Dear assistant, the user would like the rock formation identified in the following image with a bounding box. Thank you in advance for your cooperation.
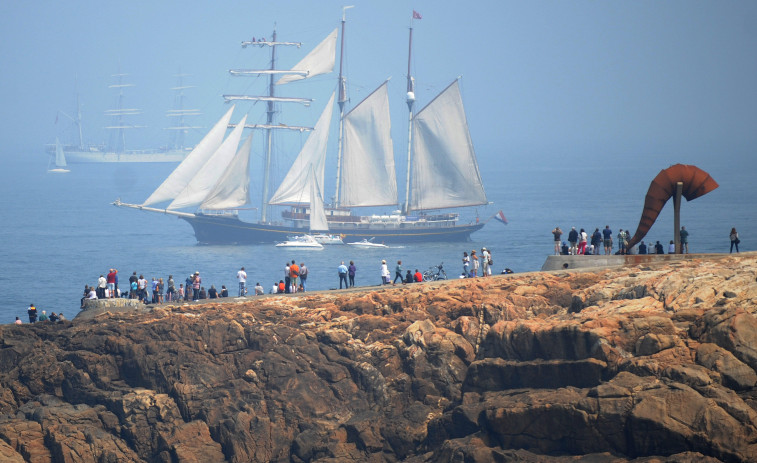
[1,253,756,462]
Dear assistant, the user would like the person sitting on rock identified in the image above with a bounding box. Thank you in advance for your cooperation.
[208,285,218,299]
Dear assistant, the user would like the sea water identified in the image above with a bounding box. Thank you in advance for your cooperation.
[0,155,754,323]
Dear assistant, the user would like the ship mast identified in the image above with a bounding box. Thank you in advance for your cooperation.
[225,29,312,223]
[334,5,353,207]
[403,23,416,215]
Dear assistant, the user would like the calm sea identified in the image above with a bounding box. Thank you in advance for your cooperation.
[1,154,754,323]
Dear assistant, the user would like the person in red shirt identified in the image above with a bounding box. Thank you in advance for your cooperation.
[414,269,423,282]
[106,269,118,298]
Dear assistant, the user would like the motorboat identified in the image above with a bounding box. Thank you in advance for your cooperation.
[312,233,344,245]
[346,238,388,248]
[275,235,324,249]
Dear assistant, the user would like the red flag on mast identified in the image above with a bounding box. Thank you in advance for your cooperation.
[412,10,422,20]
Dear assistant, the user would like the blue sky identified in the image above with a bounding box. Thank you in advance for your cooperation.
[2,0,757,168]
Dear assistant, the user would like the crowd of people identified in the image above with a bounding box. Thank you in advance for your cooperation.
[79,269,248,307]
[547,225,732,256]
[15,303,66,325]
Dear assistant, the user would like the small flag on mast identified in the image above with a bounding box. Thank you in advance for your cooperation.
[494,210,508,225]
[413,10,422,20]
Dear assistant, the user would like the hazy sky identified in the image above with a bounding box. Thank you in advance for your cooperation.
[2,0,757,168]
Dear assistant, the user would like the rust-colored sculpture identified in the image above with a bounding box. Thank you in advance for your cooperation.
[626,164,718,250]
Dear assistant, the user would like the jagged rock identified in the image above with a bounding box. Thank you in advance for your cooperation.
[1,253,757,461]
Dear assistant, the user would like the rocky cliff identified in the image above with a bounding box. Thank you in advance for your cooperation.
[1,253,757,462]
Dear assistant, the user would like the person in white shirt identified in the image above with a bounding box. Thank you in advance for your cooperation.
[255,283,264,295]
[237,267,247,296]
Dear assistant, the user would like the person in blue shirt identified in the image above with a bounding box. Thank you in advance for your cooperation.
[602,226,613,255]
[338,262,348,289]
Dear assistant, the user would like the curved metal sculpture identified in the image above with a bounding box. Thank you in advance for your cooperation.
[626,164,718,250]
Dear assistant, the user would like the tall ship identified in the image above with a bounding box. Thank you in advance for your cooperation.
[115,11,490,243]
[49,74,201,163]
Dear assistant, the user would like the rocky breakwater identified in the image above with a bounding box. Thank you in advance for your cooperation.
[1,254,757,462]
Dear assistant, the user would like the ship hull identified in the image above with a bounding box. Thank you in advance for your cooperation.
[181,214,484,244]
[63,149,189,163]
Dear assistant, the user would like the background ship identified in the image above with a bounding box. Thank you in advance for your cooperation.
[116,10,492,243]
[48,74,201,163]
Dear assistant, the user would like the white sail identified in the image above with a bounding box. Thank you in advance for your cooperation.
[143,106,234,206]
[55,138,67,168]
[340,81,397,207]
[268,93,335,205]
[168,115,247,210]
[409,80,487,211]
[200,132,253,210]
[276,29,338,85]
[309,168,329,232]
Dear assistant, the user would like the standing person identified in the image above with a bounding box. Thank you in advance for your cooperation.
[166,275,175,302]
[106,269,117,299]
[486,249,493,276]
[462,252,470,276]
[97,274,107,299]
[680,226,689,254]
[381,260,391,285]
[157,278,165,304]
[578,228,588,255]
[655,241,664,254]
[552,227,563,255]
[481,248,490,277]
[567,227,579,255]
[591,228,602,255]
[151,278,159,303]
[338,261,348,289]
[348,261,357,287]
[602,226,613,255]
[185,275,193,301]
[27,304,37,323]
[470,250,479,277]
[129,272,138,298]
[284,262,291,294]
[299,263,308,291]
[178,284,185,301]
[290,261,300,293]
[137,275,148,303]
[393,260,403,285]
[192,272,201,301]
[730,228,740,253]
[237,267,247,297]
[617,229,627,255]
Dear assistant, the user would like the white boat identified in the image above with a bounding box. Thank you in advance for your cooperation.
[50,74,201,163]
[346,238,388,248]
[312,234,344,245]
[47,138,70,173]
[275,234,324,249]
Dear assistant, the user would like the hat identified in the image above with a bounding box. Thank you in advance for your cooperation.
[482,247,487,251]
[382,260,386,264]
[195,271,199,274]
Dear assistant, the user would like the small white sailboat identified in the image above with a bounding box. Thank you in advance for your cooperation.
[275,234,324,249]
[346,237,388,248]
[47,138,70,173]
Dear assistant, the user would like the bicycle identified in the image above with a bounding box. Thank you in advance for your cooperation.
[422,262,447,281]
